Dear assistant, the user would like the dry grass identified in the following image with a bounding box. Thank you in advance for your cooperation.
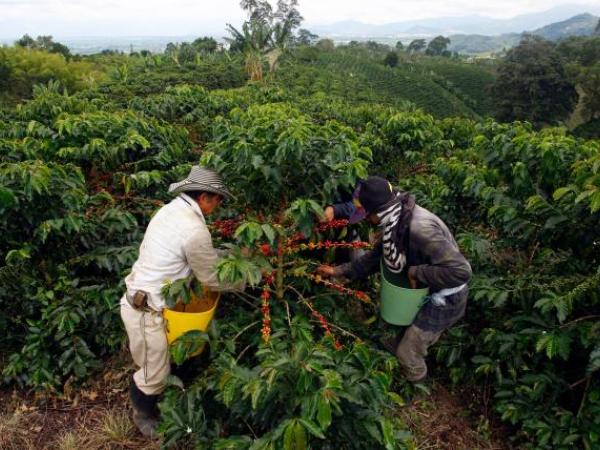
[399,382,511,450]
[55,430,89,450]
[0,354,160,450]
[0,402,161,450]
[0,410,38,450]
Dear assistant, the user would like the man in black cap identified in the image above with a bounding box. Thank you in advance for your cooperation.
[317,176,471,382]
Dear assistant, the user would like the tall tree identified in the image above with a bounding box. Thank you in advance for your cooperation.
[228,0,304,78]
[556,36,600,66]
[407,39,426,54]
[395,41,404,50]
[240,0,273,24]
[274,0,303,29]
[15,34,35,48]
[225,20,272,80]
[192,37,218,53]
[425,36,451,56]
[578,63,600,120]
[296,28,318,46]
[316,39,335,51]
[383,51,399,67]
[15,34,71,58]
[596,18,600,35]
[492,35,578,126]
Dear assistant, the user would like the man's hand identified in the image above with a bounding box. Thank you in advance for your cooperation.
[322,206,335,222]
[316,264,336,278]
[408,269,418,289]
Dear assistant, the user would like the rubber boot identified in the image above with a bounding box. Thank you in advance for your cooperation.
[129,381,160,438]
[378,327,407,354]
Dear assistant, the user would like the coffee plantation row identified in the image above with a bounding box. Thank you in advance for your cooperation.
[1,61,599,449]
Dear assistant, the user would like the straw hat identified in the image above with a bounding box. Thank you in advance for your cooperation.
[168,166,234,200]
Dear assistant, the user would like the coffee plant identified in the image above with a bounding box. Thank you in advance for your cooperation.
[1,43,599,449]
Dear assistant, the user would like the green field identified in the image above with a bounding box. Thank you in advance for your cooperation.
[275,48,497,119]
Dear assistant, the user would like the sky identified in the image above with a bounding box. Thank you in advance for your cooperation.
[0,0,599,37]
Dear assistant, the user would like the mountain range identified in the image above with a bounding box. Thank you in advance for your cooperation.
[309,4,600,38]
[1,4,598,55]
[449,12,599,55]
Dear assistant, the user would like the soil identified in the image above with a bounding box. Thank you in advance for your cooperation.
[399,382,512,450]
[0,353,511,450]
[0,355,159,450]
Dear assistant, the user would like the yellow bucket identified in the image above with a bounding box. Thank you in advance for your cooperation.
[163,289,220,356]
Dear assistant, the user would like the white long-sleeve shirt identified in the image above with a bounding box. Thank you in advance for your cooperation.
[122,193,242,310]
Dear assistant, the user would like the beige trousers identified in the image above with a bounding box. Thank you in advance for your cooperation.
[120,301,170,395]
[395,325,442,382]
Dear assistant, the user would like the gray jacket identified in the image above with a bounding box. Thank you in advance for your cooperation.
[335,205,472,331]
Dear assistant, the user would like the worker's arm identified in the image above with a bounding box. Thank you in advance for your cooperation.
[325,240,383,280]
[184,228,245,292]
[408,226,472,293]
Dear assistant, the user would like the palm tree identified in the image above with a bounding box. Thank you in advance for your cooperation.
[267,21,294,72]
[227,0,304,80]
[225,21,272,81]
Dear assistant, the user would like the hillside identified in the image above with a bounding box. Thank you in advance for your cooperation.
[532,12,599,40]
[448,12,599,55]
[276,48,497,118]
[448,33,521,55]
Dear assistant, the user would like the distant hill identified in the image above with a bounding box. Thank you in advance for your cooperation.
[310,4,600,38]
[447,13,599,55]
[448,34,521,55]
[532,13,599,40]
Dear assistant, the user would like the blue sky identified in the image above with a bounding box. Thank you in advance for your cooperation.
[0,0,599,37]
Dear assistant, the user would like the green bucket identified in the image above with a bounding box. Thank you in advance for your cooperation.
[380,264,429,326]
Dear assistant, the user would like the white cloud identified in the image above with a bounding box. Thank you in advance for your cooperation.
[0,0,598,36]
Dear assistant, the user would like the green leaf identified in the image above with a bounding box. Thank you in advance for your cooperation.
[169,330,209,365]
[0,186,16,208]
[379,417,395,450]
[234,221,264,245]
[291,422,308,450]
[316,397,332,430]
[261,223,276,244]
[298,418,325,439]
[535,332,571,360]
[588,346,600,374]
[552,186,574,201]
[283,421,296,450]
[165,374,185,390]
[387,391,405,407]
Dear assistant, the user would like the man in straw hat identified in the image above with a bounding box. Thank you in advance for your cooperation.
[318,176,471,383]
[120,166,245,437]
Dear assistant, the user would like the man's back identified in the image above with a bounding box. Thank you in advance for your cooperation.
[124,195,205,309]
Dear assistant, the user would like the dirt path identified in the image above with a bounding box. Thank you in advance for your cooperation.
[0,354,509,450]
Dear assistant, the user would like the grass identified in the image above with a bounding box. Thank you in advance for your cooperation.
[0,354,161,450]
[0,410,38,450]
[398,382,510,450]
[0,396,160,450]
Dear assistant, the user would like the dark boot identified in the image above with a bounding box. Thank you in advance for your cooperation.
[129,381,160,438]
[378,327,407,354]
